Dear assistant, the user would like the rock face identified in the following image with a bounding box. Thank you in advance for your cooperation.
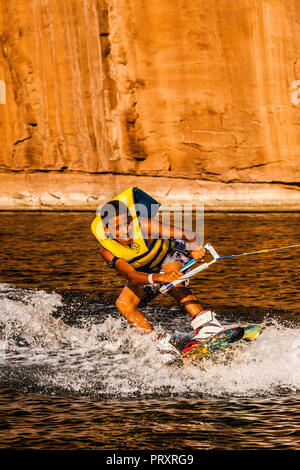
[0,0,300,209]
[0,0,110,173]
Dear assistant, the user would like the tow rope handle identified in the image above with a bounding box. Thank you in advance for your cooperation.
[159,243,219,294]
[159,241,300,294]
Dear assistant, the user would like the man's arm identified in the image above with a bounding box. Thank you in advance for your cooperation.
[139,217,206,261]
[139,217,198,244]
[99,246,182,285]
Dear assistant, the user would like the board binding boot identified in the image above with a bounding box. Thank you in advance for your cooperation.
[165,324,265,367]
[181,310,223,354]
[153,331,179,354]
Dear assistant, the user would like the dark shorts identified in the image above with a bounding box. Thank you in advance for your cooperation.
[161,239,193,268]
[138,239,193,307]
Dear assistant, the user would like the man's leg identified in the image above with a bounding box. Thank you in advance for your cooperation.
[163,261,223,347]
[116,282,154,333]
[163,261,203,317]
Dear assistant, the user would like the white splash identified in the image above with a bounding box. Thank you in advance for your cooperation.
[0,283,299,398]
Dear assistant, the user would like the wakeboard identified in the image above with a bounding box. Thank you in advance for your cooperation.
[166,324,265,366]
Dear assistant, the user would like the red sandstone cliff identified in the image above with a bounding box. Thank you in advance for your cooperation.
[0,0,299,209]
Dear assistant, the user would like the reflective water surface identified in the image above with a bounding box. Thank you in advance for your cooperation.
[0,212,299,449]
[1,391,299,450]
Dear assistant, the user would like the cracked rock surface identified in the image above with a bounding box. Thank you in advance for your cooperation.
[0,0,300,209]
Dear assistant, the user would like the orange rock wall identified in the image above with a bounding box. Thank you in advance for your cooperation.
[0,0,110,172]
[0,0,300,198]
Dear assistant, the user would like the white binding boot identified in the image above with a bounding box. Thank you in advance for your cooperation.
[191,310,223,341]
[181,310,223,354]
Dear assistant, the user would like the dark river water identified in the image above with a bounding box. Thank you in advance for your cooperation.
[0,211,299,450]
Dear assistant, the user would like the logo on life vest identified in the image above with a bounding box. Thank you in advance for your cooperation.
[131,242,140,254]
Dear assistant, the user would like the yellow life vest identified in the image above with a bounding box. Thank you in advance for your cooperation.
[91,186,175,272]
